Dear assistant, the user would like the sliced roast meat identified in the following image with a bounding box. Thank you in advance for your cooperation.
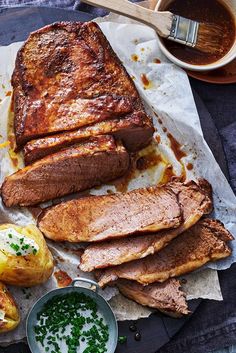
[1,136,129,207]
[80,179,212,271]
[38,184,182,242]
[97,218,233,287]
[116,279,189,317]
[12,21,153,147]
[23,113,153,164]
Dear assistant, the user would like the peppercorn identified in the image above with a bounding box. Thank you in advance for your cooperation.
[129,323,137,332]
[134,332,141,341]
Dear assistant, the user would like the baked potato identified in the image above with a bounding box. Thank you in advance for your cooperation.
[0,281,20,333]
[0,224,54,286]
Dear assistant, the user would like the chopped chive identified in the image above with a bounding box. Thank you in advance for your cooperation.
[34,292,109,353]
[118,335,127,344]
[10,243,20,252]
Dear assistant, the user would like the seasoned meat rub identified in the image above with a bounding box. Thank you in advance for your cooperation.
[12,21,153,147]
[97,218,233,287]
[80,179,212,271]
[38,184,182,242]
[117,279,189,317]
[1,136,129,207]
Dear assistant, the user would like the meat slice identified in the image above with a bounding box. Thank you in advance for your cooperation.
[12,21,153,147]
[1,136,129,207]
[80,179,212,271]
[97,218,233,287]
[116,279,189,317]
[38,184,182,242]
[23,114,153,164]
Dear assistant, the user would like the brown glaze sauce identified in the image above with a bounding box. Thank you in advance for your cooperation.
[110,147,163,192]
[5,91,12,97]
[10,97,14,112]
[7,109,20,168]
[160,164,187,185]
[167,133,186,161]
[153,58,161,64]
[106,189,114,194]
[140,74,153,89]
[141,73,149,86]
[131,54,139,62]
[155,135,161,144]
[10,156,18,167]
[136,152,162,171]
[160,165,175,184]
[163,0,236,65]
[8,134,15,150]
[110,164,136,193]
[54,270,72,288]
[186,162,193,170]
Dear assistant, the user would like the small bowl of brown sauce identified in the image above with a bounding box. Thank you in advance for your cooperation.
[155,0,236,71]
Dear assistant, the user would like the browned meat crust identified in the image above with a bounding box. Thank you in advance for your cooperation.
[96,218,233,287]
[23,114,153,164]
[1,136,129,207]
[116,279,189,317]
[38,184,182,242]
[79,179,213,271]
[12,21,153,147]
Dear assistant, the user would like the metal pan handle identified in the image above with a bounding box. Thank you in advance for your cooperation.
[71,277,99,293]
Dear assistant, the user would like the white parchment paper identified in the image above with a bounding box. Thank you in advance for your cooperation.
[0,18,235,344]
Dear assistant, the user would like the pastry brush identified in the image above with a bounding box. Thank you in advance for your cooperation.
[81,0,223,54]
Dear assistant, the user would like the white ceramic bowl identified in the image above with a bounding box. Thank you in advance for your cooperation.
[155,0,236,71]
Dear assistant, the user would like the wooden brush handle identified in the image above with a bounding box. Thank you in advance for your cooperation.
[81,0,173,37]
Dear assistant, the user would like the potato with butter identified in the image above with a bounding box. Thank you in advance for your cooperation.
[0,224,54,286]
[0,281,20,333]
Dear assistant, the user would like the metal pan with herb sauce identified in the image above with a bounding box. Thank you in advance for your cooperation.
[26,278,118,353]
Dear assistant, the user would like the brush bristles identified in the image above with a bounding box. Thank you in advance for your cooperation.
[195,23,224,54]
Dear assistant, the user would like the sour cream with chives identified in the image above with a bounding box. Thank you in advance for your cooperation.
[0,228,39,256]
